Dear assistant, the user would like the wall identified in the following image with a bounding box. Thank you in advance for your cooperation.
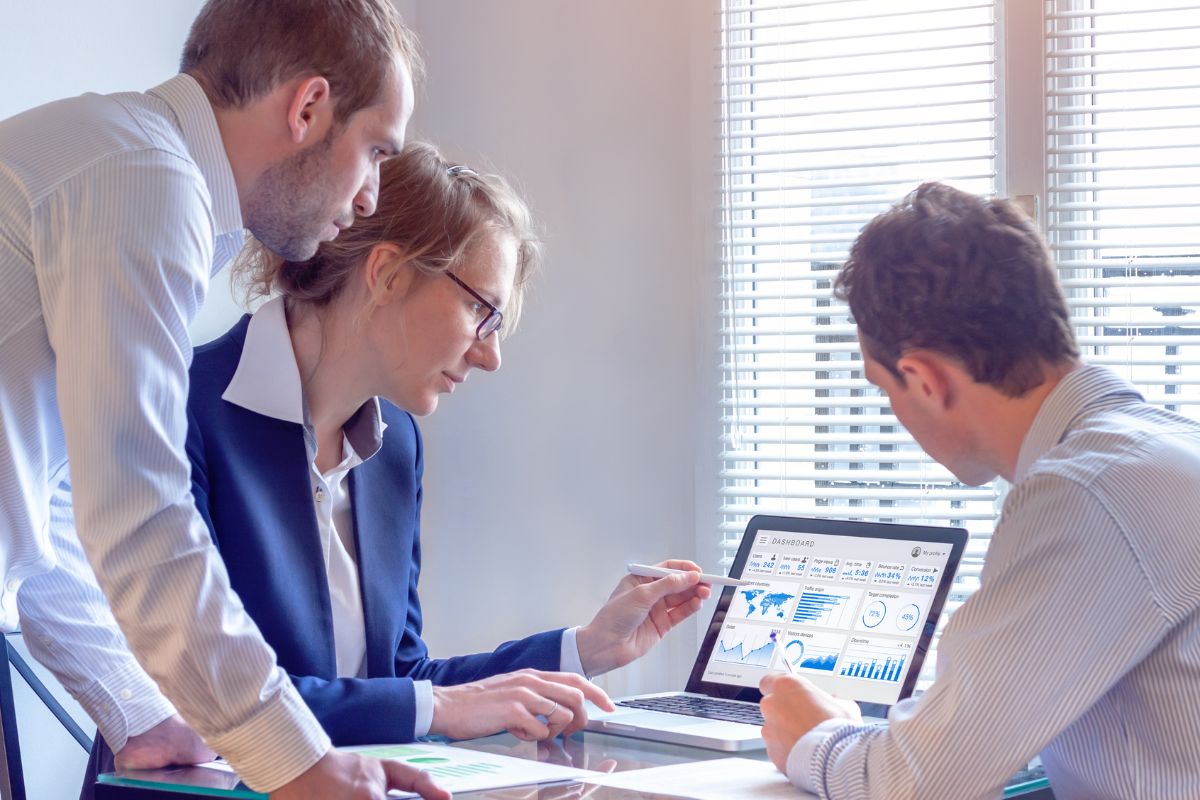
[401,0,722,697]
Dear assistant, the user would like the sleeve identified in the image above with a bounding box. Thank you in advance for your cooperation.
[389,419,565,684]
[17,475,176,753]
[34,150,328,792]
[797,474,1170,800]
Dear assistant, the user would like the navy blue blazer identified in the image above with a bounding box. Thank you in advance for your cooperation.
[185,315,564,744]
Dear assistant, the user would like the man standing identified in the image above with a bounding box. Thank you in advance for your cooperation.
[760,183,1200,799]
[0,1,446,797]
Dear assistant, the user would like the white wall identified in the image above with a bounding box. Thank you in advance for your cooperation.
[1,4,207,797]
[401,0,723,697]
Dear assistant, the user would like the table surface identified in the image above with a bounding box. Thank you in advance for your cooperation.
[96,730,1052,799]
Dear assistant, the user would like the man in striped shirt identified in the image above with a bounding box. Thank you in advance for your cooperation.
[0,1,448,797]
[760,182,1200,799]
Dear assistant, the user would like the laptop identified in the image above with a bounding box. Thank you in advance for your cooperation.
[584,515,967,751]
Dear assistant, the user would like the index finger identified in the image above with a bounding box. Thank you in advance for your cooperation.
[654,559,703,574]
[381,759,451,800]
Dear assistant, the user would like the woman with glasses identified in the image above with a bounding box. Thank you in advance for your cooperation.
[83,143,709,784]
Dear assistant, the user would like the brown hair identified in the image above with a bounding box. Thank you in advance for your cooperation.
[180,0,423,124]
[834,182,1078,397]
[237,141,541,330]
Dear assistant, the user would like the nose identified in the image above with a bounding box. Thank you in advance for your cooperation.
[354,167,380,217]
[468,334,502,373]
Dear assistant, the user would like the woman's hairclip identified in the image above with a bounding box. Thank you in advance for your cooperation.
[447,165,478,178]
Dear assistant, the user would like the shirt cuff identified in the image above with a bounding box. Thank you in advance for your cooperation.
[559,627,586,676]
[413,680,434,738]
[205,678,331,793]
[786,719,846,793]
[75,658,177,753]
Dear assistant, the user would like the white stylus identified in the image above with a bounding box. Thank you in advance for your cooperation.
[627,563,751,587]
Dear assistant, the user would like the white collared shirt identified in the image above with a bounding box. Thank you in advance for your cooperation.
[223,296,377,681]
[0,74,327,790]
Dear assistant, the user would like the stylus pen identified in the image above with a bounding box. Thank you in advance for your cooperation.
[626,563,751,587]
[769,631,797,674]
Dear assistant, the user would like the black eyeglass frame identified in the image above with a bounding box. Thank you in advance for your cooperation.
[445,272,503,340]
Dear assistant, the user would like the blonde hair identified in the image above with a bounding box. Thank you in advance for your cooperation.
[181,0,424,125]
[236,142,540,331]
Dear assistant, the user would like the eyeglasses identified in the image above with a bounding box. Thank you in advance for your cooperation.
[445,272,503,340]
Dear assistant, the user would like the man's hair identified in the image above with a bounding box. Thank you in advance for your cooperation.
[180,0,423,124]
[834,182,1078,397]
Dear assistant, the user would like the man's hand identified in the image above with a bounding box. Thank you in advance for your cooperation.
[431,669,613,741]
[759,673,861,772]
[114,714,216,770]
[269,750,450,800]
[576,559,712,676]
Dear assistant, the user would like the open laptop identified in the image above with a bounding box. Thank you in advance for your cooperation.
[584,514,967,751]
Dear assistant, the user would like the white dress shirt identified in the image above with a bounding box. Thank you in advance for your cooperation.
[0,75,328,790]
[786,366,1200,800]
[223,297,589,738]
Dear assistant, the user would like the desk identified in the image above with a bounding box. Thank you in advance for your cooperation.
[95,732,1053,799]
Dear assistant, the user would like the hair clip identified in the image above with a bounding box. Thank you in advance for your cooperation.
[447,165,478,177]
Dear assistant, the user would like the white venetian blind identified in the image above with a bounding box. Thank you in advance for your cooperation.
[1046,0,1200,410]
[717,0,1000,670]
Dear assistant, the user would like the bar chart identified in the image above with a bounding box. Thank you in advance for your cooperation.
[838,638,912,683]
[791,585,861,628]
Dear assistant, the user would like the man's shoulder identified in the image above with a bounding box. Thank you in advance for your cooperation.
[1028,401,1200,489]
[1,88,195,205]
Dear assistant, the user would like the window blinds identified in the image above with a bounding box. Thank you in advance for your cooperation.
[717,0,1000,657]
[1045,1,1200,412]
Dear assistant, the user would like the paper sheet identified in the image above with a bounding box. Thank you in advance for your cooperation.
[581,757,815,800]
[343,743,591,798]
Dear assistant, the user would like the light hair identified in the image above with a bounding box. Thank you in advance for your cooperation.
[834,182,1078,397]
[180,0,424,124]
[236,141,541,332]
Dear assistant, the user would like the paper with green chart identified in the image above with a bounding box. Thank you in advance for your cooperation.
[343,742,591,798]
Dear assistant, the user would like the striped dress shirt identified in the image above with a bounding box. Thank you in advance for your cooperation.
[0,75,329,791]
[786,364,1200,799]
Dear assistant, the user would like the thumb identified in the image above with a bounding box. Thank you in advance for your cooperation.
[380,759,451,800]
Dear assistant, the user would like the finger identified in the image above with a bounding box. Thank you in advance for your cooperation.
[508,697,553,741]
[663,595,705,627]
[654,559,702,573]
[760,672,780,694]
[636,571,701,608]
[533,671,614,711]
[380,759,451,800]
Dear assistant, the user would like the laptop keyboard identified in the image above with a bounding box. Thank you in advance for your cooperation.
[617,695,764,726]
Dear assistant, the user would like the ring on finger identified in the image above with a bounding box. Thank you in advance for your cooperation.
[543,701,559,719]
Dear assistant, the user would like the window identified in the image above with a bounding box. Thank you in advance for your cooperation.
[717,0,1200,685]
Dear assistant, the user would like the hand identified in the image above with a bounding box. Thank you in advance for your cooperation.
[430,669,614,741]
[114,714,216,770]
[268,749,449,800]
[576,559,712,676]
[759,673,861,773]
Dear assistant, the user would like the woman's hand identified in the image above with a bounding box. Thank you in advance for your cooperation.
[575,560,712,676]
[430,669,613,741]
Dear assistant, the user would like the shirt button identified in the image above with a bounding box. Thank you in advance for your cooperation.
[119,688,132,701]
[5,579,18,593]
[315,487,327,503]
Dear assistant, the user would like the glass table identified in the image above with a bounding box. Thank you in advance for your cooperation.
[95,731,1053,799]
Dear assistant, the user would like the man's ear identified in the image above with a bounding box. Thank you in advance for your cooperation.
[284,76,333,145]
[364,243,414,305]
[896,351,956,411]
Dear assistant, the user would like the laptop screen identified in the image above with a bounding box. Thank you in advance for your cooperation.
[686,516,966,713]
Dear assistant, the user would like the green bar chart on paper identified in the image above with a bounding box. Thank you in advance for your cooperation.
[355,745,504,779]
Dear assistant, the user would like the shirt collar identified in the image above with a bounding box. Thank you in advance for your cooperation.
[222,297,385,461]
[147,74,242,238]
[1013,364,1144,483]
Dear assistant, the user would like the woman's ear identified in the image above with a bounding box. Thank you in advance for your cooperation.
[364,242,414,305]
